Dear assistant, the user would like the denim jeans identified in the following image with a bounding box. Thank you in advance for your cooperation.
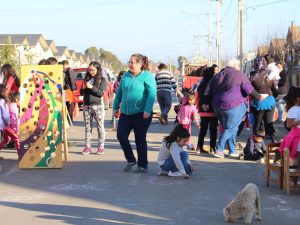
[157,90,172,120]
[117,112,153,169]
[214,103,247,154]
[161,151,192,175]
[276,99,284,121]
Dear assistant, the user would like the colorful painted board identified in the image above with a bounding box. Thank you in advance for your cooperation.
[19,65,63,169]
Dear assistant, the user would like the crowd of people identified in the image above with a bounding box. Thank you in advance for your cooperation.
[1,53,299,178]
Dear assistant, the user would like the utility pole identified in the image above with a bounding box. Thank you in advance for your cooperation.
[216,0,222,68]
[209,13,212,66]
[238,0,244,71]
[167,56,172,72]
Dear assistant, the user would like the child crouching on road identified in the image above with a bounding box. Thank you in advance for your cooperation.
[240,128,266,162]
[157,124,194,178]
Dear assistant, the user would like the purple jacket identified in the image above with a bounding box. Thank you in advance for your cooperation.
[113,80,120,94]
[0,99,10,131]
[203,67,254,110]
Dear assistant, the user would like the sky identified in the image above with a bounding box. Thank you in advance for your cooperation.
[1,0,300,66]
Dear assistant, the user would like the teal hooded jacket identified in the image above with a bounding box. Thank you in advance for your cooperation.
[113,70,157,115]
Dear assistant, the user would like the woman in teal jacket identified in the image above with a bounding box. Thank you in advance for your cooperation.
[113,53,156,173]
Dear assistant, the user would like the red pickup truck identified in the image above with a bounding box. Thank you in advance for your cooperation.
[73,67,114,110]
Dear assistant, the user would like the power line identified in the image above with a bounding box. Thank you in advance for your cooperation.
[220,0,233,22]
[247,0,287,9]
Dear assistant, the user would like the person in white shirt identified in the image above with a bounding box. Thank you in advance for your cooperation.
[264,54,280,82]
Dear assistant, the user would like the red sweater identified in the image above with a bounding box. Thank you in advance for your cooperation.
[4,76,19,94]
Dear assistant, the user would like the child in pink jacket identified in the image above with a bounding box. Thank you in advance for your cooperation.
[0,91,20,159]
[176,89,200,150]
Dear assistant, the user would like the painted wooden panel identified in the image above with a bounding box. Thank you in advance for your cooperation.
[19,65,63,169]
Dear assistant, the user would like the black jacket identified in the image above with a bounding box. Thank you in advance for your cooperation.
[197,79,214,113]
[64,67,77,91]
[80,77,107,106]
[278,69,287,95]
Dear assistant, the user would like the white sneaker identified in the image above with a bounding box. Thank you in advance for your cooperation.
[229,153,240,157]
[168,171,183,177]
[245,128,251,131]
[157,169,168,176]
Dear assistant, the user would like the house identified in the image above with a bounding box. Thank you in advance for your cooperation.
[257,46,270,57]
[269,38,286,61]
[82,55,91,67]
[286,25,300,49]
[0,35,29,64]
[75,53,85,68]
[45,40,58,60]
[0,34,49,65]
[53,46,71,63]
[68,50,78,68]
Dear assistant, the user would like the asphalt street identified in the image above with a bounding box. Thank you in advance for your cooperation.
[0,74,299,225]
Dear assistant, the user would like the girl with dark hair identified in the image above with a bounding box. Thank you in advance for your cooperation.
[0,90,20,159]
[157,124,194,178]
[196,66,218,155]
[80,61,107,155]
[279,87,300,169]
[0,85,11,161]
[111,70,125,123]
[1,64,20,94]
[113,53,156,173]
[113,70,125,94]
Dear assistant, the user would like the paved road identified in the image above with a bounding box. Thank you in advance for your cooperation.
[0,74,299,225]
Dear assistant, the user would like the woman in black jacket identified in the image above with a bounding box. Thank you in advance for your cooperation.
[251,58,278,143]
[274,61,287,123]
[80,61,107,155]
[196,67,218,155]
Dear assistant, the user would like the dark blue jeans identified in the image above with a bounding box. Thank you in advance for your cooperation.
[157,90,172,120]
[117,112,153,169]
[161,151,192,175]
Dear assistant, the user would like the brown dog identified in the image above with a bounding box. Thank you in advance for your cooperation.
[223,183,261,224]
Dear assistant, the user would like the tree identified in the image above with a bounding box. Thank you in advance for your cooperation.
[0,39,20,75]
[84,46,99,58]
[167,64,176,73]
[177,56,189,71]
[99,47,122,73]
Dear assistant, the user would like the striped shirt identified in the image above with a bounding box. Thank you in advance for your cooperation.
[155,69,177,92]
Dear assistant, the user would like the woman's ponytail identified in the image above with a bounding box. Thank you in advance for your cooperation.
[141,56,149,71]
[131,53,150,71]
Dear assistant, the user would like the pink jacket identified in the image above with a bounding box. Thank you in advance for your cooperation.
[279,127,300,159]
[4,102,19,133]
[177,98,199,126]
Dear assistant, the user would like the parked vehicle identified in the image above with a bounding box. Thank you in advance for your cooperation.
[182,63,206,89]
[108,72,116,83]
[73,67,114,110]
